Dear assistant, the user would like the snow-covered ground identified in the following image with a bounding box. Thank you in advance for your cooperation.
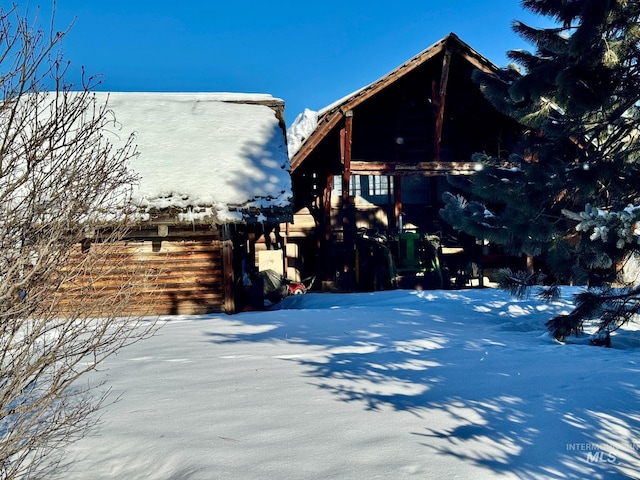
[59,288,640,479]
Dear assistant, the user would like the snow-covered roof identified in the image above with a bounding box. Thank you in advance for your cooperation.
[97,92,292,224]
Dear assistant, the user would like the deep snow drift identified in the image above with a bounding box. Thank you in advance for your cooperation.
[58,288,640,479]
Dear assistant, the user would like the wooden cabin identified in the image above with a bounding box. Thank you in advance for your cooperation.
[286,33,522,289]
[70,92,292,315]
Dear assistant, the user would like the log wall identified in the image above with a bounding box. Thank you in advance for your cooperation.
[58,237,226,317]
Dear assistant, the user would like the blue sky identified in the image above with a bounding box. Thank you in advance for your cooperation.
[37,1,551,125]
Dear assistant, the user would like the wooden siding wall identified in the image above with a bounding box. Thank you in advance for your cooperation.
[59,237,225,317]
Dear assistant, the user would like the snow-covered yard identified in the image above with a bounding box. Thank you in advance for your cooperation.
[59,288,640,479]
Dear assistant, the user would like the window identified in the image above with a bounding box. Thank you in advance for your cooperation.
[332,174,362,197]
[368,175,393,196]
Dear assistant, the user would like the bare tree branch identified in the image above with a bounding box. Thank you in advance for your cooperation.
[0,5,158,479]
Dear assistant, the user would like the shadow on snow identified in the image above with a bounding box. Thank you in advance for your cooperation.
[205,289,640,479]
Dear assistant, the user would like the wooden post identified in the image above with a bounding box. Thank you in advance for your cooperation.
[311,173,334,285]
[341,111,355,272]
[324,173,333,243]
[282,222,289,278]
[341,112,353,211]
[222,223,235,314]
[433,46,453,162]
[386,175,394,230]
[394,176,402,231]
[526,254,535,274]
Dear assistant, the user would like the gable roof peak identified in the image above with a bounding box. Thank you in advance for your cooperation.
[290,33,500,169]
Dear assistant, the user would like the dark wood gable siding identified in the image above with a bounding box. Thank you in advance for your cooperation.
[348,49,520,169]
[350,54,441,164]
[439,54,520,163]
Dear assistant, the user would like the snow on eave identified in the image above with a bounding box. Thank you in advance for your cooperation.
[286,108,319,158]
[91,92,292,225]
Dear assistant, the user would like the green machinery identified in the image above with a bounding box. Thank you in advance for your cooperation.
[353,228,446,291]
[389,231,445,289]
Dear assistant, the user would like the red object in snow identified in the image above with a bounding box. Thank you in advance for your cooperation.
[287,282,306,295]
